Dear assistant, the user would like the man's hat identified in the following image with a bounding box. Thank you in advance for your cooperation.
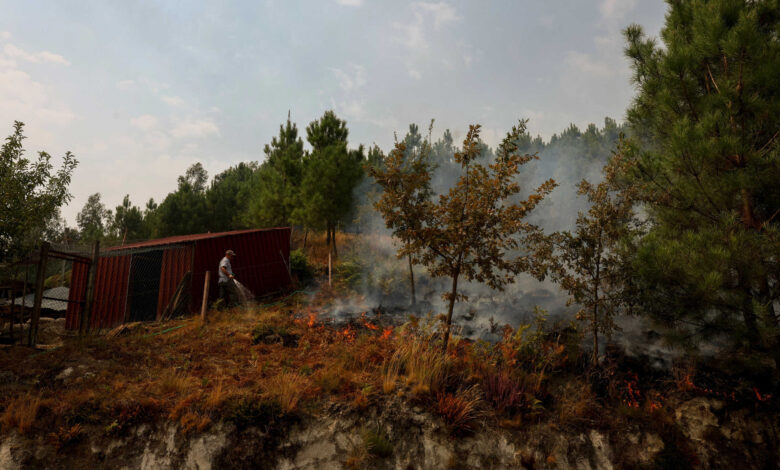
[226,250,236,256]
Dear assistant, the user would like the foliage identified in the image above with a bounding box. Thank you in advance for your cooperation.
[611,1,780,359]
[247,115,304,227]
[109,195,147,242]
[546,178,639,365]
[299,110,365,255]
[289,248,314,281]
[76,193,112,242]
[0,121,77,261]
[360,426,393,458]
[371,121,556,350]
[206,162,256,231]
[435,386,483,434]
[225,397,283,431]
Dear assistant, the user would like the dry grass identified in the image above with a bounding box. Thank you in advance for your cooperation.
[264,372,309,413]
[2,395,42,434]
[436,386,483,434]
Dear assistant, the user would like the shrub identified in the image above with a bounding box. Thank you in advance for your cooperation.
[335,258,363,289]
[481,370,527,414]
[361,426,393,458]
[252,323,299,347]
[290,249,314,281]
[225,397,282,430]
[436,386,483,434]
[387,336,451,395]
[264,372,308,413]
[2,395,42,434]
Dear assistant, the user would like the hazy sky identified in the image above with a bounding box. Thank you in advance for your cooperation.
[0,0,667,223]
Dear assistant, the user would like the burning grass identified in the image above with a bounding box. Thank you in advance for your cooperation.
[0,249,775,446]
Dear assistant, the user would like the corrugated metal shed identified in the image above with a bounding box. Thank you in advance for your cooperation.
[66,228,291,330]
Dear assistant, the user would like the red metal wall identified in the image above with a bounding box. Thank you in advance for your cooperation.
[66,254,131,330]
[156,245,193,319]
[191,228,292,312]
[65,261,88,330]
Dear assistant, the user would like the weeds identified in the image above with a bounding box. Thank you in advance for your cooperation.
[436,386,483,434]
[361,426,393,458]
[264,372,308,413]
[2,395,42,434]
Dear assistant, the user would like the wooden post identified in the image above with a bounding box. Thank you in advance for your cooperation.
[201,271,211,322]
[28,242,49,347]
[80,240,100,337]
[328,252,332,288]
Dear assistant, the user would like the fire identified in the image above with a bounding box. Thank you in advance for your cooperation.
[623,374,641,409]
[380,327,393,340]
[307,313,317,328]
[340,326,356,342]
[753,387,772,402]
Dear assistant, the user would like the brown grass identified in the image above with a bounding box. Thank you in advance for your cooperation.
[264,372,309,413]
[2,395,42,434]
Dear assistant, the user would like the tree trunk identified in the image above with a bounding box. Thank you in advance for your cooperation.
[302,229,308,250]
[325,225,331,249]
[407,252,416,307]
[442,264,461,352]
[592,234,602,367]
[332,224,338,259]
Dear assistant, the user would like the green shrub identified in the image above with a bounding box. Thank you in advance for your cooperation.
[361,426,393,458]
[335,258,363,289]
[290,249,313,281]
[225,397,282,430]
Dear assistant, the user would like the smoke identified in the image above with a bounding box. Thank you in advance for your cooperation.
[341,119,675,361]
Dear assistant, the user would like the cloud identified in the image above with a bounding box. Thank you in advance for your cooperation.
[0,56,75,126]
[116,79,136,90]
[408,69,421,80]
[600,0,638,21]
[393,1,459,50]
[3,44,70,66]
[0,32,11,40]
[336,0,363,6]
[161,95,185,107]
[130,114,159,131]
[415,2,459,30]
[329,64,366,91]
[170,117,220,139]
[563,51,611,78]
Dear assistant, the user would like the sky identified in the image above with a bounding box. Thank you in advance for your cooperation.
[0,0,667,224]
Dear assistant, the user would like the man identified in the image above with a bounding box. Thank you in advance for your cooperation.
[218,249,238,307]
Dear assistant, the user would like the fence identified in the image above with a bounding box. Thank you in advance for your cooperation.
[0,241,95,347]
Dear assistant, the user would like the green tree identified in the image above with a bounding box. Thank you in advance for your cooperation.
[0,121,77,261]
[247,114,305,227]
[300,110,364,256]
[613,1,780,358]
[110,195,147,242]
[548,179,638,366]
[77,193,112,242]
[153,163,209,237]
[207,162,257,231]
[373,122,556,350]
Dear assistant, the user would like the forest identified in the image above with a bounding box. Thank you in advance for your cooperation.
[0,1,778,468]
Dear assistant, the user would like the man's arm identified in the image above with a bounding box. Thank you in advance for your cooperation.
[220,264,234,280]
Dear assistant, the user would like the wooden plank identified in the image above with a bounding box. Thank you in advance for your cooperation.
[200,270,211,322]
[80,240,100,336]
[28,241,49,347]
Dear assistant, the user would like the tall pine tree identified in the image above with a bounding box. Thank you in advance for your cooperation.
[612,0,780,359]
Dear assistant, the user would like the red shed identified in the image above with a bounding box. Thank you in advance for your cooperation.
[65,228,291,330]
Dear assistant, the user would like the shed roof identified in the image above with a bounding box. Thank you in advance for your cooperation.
[1,286,70,311]
[108,228,289,251]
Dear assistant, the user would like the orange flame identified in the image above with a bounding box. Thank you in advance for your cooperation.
[380,327,393,340]
[754,387,772,402]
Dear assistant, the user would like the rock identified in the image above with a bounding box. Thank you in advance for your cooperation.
[0,433,22,470]
[675,397,720,443]
[185,425,229,470]
[55,367,74,381]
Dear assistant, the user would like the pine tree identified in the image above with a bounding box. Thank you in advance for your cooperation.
[300,110,364,256]
[612,0,780,358]
[248,115,304,227]
[76,193,112,242]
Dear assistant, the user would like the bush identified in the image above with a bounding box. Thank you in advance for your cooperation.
[290,249,314,281]
[436,386,483,434]
[225,397,282,430]
[252,323,299,347]
[335,258,363,289]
